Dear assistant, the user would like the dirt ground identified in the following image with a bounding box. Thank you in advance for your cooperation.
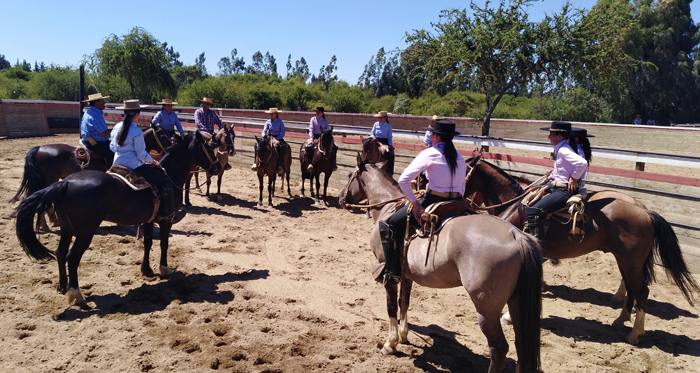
[0,134,698,373]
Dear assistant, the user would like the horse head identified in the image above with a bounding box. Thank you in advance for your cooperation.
[150,123,173,153]
[224,125,236,156]
[319,127,334,156]
[463,155,524,207]
[192,131,222,175]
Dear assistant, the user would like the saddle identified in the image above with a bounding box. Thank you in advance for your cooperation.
[107,165,161,223]
[521,185,588,235]
[75,141,104,169]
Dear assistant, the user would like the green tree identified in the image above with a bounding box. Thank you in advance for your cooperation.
[311,55,338,89]
[33,66,80,101]
[406,0,576,135]
[0,54,10,70]
[287,55,310,82]
[88,27,176,102]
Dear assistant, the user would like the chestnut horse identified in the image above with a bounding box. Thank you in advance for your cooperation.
[338,155,543,373]
[254,135,291,206]
[185,126,236,205]
[463,155,699,344]
[14,132,221,307]
[360,135,395,177]
[300,128,337,205]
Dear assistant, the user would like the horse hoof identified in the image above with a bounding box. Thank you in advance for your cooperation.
[257,201,262,207]
[67,288,86,307]
[380,345,397,355]
[159,265,173,277]
[612,319,627,329]
[56,284,67,294]
[141,268,156,278]
[626,332,642,345]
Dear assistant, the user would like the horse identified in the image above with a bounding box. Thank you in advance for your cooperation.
[463,155,699,345]
[300,128,337,205]
[254,135,291,206]
[10,124,172,229]
[337,155,543,373]
[14,131,221,307]
[360,135,395,177]
[184,125,236,205]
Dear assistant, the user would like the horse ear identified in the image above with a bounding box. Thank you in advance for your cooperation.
[356,152,363,166]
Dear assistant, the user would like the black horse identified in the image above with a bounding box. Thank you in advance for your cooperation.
[14,131,221,307]
[300,128,337,205]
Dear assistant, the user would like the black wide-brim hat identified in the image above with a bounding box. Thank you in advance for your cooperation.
[540,121,571,132]
[571,127,595,137]
[422,119,461,136]
[316,106,325,112]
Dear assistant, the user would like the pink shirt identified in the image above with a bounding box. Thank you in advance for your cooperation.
[550,140,587,183]
[398,142,466,203]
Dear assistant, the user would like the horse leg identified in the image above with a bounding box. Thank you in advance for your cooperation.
[141,222,155,277]
[614,263,649,345]
[216,173,223,201]
[268,175,274,206]
[55,230,73,294]
[205,174,212,198]
[381,280,400,355]
[610,278,627,306]
[322,172,332,205]
[300,172,306,198]
[46,206,59,227]
[309,175,315,198]
[158,222,173,277]
[66,235,93,307]
[314,174,321,205]
[185,172,193,206]
[286,169,291,197]
[398,279,413,344]
[257,173,264,207]
[476,310,509,373]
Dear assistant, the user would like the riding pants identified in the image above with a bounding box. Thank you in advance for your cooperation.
[86,140,114,167]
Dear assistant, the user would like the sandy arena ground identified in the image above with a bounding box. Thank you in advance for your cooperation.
[0,134,698,372]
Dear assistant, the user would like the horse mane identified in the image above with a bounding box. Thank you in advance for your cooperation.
[481,160,524,194]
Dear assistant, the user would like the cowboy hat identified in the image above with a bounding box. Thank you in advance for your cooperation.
[199,97,216,105]
[432,115,443,120]
[82,93,110,102]
[571,127,595,137]
[265,107,280,114]
[423,119,461,136]
[115,99,148,111]
[315,107,325,112]
[373,111,389,118]
[540,121,571,132]
[157,99,178,105]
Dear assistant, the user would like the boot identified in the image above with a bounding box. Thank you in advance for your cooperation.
[525,208,558,264]
[276,145,285,175]
[306,144,315,172]
[379,221,401,282]
[160,183,175,221]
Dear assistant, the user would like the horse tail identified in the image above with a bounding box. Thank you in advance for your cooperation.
[648,210,700,306]
[14,182,68,261]
[514,231,543,372]
[9,146,43,203]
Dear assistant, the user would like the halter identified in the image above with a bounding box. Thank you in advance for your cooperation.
[152,126,173,155]
[464,156,482,188]
[199,140,219,174]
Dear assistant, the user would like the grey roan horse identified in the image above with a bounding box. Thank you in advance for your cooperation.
[338,156,544,373]
[14,132,221,307]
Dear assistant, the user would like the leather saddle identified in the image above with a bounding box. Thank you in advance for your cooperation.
[521,185,588,235]
[107,165,161,223]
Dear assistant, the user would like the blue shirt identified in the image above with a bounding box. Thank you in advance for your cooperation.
[423,129,433,147]
[262,118,285,140]
[110,121,154,170]
[80,106,109,142]
[370,121,393,146]
[152,109,183,134]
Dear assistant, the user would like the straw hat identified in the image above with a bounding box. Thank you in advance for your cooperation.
[432,115,443,120]
[373,111,389,118]
[265,107,280,114]
[82,93,110,103]
[540,121,571,132]
[115,99,148,111]
[157,99,178,105]
[199,97,216,105]
[422,119,460,136]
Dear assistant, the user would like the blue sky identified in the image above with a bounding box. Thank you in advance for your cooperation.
[2,0,699,84]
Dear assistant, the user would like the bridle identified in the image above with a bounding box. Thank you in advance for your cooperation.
[152,126,173,155]
[339,166,412,210]
[225,126,236,154]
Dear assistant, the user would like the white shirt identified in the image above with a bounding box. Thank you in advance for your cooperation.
[550,140,587,184]
[398,142,466,203]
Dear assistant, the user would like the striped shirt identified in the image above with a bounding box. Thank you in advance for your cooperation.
[195,108,223,133]
[152,109,184,134]
[80,106,109,142]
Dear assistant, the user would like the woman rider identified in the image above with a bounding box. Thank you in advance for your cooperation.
[151,98,184,140]
[570,127,593,188]
[110,99,175,221]
[305,107,331,172]
[370,111,395,176]
[380,119,466,282]
[525,122,587,261]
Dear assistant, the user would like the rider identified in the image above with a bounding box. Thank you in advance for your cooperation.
[80,93,114,166]
[151,99,184,141]
[195,97,224,140]
[380,119,466,282]
[305,107,333,173]
[370,111,395,175]
[252,107,286,175]
[110,99,175,222]
[525,121,587,261]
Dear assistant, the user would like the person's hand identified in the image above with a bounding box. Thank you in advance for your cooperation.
[412,200,424,220]
[545,169,553,178]
[568,177,579,194]
[152,160,161,168]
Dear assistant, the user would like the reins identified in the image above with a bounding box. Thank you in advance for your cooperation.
[165,141,219,195]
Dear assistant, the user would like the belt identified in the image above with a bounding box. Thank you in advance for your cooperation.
[551,181,568,188]
[427,189,462,199]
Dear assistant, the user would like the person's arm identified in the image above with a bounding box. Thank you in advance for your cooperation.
[262,120,270,136]
[399,151,433,218]
[387,125,393,146]
[278,120,285,140]
[560,147,587,192]
[195,110,204,130]
[174,115,184,134]
[133,130,155,164]
[369,123,378,138]
[151,111,161,125]
[109,123,119,152]
[309,118,315,141]
[216,113,224,130]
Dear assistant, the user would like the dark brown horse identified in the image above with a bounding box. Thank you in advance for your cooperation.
[338,155,543,373]
[300,128,337,205]
[10,124,172,228]
[360,135,395,177]
[254,135,291,206]
[463,155,699,344]
[185,126,236,205]
[14,131,221,307]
